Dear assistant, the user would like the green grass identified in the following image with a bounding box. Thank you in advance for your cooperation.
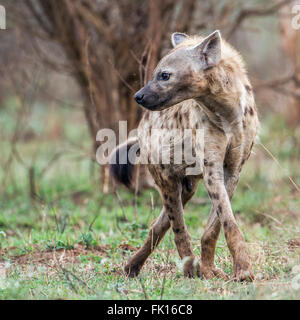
[0,102,299,300]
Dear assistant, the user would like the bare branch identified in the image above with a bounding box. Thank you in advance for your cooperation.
[226,0,294,39]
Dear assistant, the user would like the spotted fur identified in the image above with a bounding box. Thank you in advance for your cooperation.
[113,31,259,281]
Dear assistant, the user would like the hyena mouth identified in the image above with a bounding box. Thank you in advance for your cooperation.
[139,95,172,111]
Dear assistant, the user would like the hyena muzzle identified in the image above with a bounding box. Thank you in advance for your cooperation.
[110,30,259,281]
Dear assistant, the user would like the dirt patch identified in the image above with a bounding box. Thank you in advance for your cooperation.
[111,260,177,278]
[152,262,177,275]
[0,242,141,269]
[0,243,109,268]
[118,242,139,252]
[287,238,300,250]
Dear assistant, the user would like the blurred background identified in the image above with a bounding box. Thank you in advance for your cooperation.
[0,0,299,194]
[0,0,299,300]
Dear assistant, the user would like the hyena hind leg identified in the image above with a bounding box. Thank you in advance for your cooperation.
[124,208,170,277]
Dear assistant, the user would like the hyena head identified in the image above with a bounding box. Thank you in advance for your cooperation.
[134,30,222,111]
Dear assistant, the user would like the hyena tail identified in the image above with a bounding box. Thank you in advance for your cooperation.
[109,137,154,191]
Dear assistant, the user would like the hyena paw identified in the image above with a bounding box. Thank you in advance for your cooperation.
[183,258,201,278]
[234,262,254,282]
[200,265,228,280]
[212,267,228,279]
[124,263,141,278]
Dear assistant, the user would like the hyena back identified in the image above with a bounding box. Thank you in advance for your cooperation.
[110,30,259,281]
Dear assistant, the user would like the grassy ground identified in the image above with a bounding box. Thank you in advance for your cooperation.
[0,100,299,300]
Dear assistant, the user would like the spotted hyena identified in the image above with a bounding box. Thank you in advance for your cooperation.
[110,30,259,281]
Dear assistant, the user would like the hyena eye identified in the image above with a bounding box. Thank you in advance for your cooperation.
[158,72,171,81]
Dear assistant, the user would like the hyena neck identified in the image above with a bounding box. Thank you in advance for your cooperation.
[195,78,250,131]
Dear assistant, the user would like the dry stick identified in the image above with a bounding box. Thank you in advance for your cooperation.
[160,270,167,300]
[253,71,300,100]
[33,194,63,234]
[138,276,149,300]
[41,205,47,233]
[218,0,236,28]
[114,206,127,238]
[29,166,36,200]
[150,192,155,220]
[46,260,96,296]
[115,196,128,238]
[114,190,128,222]
[1,63,41,195]
[143,40,152,85]
[83,35,113,193]
[261,212,282,226]
[253,72,298,90]
[108,59,135,93]
[258,142,300,194]
[63,270,79,295]
[89,197,104,231]
[139,40,152,87]
[129,48,147,83]
[134,164,140,222]
[271,87,300,100]
[88,215,99,232]
[36,152,64,190]
[0,100,26,194]
[60,266,96,295]
[44,189,90,206]
[10,144,36,200]
[160,232,172,300]
[226,0,294,39]
[115,283,130,300]
[76,2,115,44]
[150,192,155,252]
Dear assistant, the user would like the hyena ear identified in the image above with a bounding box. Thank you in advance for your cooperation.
[171,32,188,47]
[193,30,221,70]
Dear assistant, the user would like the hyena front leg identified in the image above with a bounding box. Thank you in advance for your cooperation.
[124,208,170,277]
[202,162,254,281]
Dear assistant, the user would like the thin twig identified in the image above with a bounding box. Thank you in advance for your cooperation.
[226,0,294,39]
[138,276,149,300]
[114,190,128,222]
[259,142,300,194]
[134,164,140,222]
[160,232,172,300]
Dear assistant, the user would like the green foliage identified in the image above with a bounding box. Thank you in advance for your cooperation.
[81,232,98,249]
[0,106,299,300]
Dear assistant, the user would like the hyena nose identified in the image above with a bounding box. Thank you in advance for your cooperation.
[134,93,144,104]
